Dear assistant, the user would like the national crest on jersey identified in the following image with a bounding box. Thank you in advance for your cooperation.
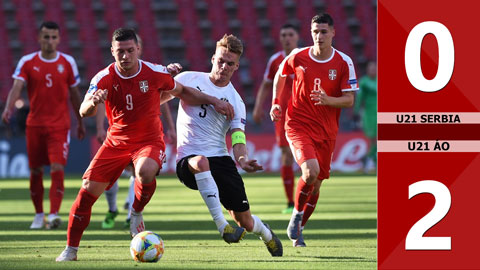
[57,64,64,73]
[139,80,149,93]
[328,69,336,80]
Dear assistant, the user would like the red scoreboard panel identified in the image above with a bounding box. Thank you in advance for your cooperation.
[378,0,480,269]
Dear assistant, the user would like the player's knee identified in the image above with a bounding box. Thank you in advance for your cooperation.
[30,167,43,175]
[188,155,210,173]
[50,163,64,172]
[302,169,319,184]
[136,169,155,184]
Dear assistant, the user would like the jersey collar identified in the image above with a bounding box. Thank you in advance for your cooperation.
[38,51,59,63]
[308,47,335,63]
[114,60,142,79]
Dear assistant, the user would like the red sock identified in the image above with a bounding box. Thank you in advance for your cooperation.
[67,188,99,247]
[49,170,64,215]
[132,178,156,213]
[302,191,319,226]
[294,177,314,212]
[30,172,44,214]
[281,166,295,204]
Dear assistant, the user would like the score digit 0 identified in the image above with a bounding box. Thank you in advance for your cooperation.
[404,21,454,92]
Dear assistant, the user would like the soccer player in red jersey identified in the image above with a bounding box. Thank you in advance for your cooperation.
[1,21,85,230]
[252,23,299,214]
[270,14,359,247]
[56,28,233,262]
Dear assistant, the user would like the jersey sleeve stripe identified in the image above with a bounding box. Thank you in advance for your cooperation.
[336,49,359,91]
[61,52,81,86]
[11,52,38,80]
[88,65,111,94]
[142,60,170,74]
[263,51,282,81]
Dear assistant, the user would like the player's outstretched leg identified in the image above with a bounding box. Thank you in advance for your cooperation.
[56,246,78,262]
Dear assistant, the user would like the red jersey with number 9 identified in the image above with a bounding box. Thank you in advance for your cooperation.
[12,51,80,129]
[280,46,359,140]
[87,60,175,147]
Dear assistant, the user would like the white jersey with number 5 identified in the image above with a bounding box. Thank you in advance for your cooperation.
[175,71,246,161]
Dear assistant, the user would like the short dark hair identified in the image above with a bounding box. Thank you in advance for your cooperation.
[39,21,59,31]
[112,28,138,43]
[311,13,334,26]
[280,23,299,33]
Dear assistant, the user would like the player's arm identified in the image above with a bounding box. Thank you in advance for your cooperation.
[165,81,234,120]
[160,103,176,143]
[95,103,107,143]
[1,79,25,124]
[231,128,263,173]
[79,89,108,117]
[270,71,287,122]
[252,79,273,124]
[310,89,355,108]
[69,85,86,139]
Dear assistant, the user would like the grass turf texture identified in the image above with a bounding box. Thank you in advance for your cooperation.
[0,174,376,269]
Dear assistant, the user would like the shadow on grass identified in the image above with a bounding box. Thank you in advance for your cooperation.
[0,218,377,242]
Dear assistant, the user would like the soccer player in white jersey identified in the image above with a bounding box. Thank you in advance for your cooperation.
[167,34,282,256]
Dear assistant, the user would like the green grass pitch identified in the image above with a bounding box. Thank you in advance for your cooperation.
[0,174,376,269]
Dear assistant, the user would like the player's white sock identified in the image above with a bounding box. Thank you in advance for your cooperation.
[105,180,118,212]
[195,171,228,234]
[126,176,135,219]
[251,215,272,242]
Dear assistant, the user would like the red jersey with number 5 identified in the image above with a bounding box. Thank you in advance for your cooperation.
[280,46,359,140]
[264,51,294,109]
[87,60,175,147]
[12,51,80,129]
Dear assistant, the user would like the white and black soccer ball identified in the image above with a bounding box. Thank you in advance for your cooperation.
[130,231,164,262]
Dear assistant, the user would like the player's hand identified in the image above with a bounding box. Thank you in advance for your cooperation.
[270,104,282,122]
[77,123,86,140]
[252,105,263,124]
[310,89,331,106]
[1,109,11,124]
[96,127,107,143]
[91,89,108,106]
[167,63,182,76]
[165,129,177,144]
[213,99,234,120]
[238,158,263,173]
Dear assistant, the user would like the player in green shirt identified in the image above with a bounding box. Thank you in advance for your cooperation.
[354,61,377,173]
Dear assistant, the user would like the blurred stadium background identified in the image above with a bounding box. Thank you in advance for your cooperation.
[0,0,376,177]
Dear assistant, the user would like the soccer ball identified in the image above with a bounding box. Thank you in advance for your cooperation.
[130,231,164,262]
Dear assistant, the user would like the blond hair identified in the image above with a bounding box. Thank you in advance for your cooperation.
[216,34,243,56]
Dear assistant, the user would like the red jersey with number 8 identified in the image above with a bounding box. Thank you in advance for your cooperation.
[12,51,80,129]
[280,47,359,140]
[87,60,175,147]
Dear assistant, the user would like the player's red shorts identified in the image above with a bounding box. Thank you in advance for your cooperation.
[26,126,70,168]
[286,128,336,180]
[274,114,289,147]
[83,141,166,189]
